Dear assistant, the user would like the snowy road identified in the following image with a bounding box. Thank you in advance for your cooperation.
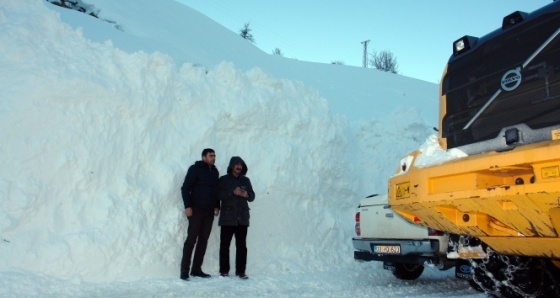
[1,262,485,297]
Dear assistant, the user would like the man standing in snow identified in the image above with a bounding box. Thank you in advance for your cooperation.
[180,148,220,281]
[218,156,255,280]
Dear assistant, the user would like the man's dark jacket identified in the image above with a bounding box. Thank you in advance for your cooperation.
[181,160,220,210]
[218,156,255,226]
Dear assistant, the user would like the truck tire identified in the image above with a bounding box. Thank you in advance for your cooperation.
[470,246,560,297]
[391,263,424,280]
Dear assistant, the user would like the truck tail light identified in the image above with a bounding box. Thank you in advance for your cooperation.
[355,212,361,236]
[428,228,444,236]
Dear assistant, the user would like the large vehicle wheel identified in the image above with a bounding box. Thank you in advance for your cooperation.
[391,263,424,280]
[469,246,560,297]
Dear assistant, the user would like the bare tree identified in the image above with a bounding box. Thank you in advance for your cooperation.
[239,22,255,43]
[369,50,398,74]
[272,48,283,56]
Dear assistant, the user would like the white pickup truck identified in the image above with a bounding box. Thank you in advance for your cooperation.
[352,194,469,280]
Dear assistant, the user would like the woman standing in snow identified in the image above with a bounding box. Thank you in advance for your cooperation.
[218,156,255,280]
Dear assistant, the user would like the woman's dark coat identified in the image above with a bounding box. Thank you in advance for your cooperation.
[218,156,255,226]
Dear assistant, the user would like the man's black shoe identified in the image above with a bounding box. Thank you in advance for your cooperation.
[180,273,190,281]
[191,271,211,278]
[237,273,249,280]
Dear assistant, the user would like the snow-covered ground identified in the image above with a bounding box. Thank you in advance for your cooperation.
[2,265,480,297]
[0,0,483,296]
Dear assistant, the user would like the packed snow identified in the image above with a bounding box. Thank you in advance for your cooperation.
[0,0,483,296]
[414,134,468,168]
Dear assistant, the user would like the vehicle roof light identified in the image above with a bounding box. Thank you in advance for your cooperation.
[454,39,466,52]
[502,11,528,30]
[452,36,478,56]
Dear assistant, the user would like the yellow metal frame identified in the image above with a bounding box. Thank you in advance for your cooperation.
[388,139,560,258]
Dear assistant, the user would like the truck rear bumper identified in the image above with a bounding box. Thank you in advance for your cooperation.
[352,237,440,254]
[354,251,440,265]
[352,237,441,264]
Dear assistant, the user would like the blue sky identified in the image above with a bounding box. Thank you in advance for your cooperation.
[175,0,552,83]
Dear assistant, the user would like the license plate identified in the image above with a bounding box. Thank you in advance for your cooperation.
[373,245,401,254]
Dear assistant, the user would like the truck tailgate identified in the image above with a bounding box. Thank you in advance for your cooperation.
[358,195,428,239]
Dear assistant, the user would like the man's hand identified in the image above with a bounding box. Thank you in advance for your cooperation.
[185,207,193,217]
[214,208,220,216]
[233,187,243,196]
[234,187,249,198]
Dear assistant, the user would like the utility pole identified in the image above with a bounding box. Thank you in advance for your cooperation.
[361,40,370,68]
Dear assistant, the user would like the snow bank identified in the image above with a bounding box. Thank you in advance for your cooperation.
[0,0,435,284]
[0,0,355,282]
[414,134,468,168]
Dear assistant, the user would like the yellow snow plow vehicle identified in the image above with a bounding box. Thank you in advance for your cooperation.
[388,1,560,297]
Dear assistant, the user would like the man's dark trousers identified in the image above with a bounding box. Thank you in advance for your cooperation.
[219,225,248,275]
[181,207,215,274]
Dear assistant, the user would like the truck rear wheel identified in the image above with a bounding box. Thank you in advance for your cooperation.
[470,246,560,297]
[391,263,424,280]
